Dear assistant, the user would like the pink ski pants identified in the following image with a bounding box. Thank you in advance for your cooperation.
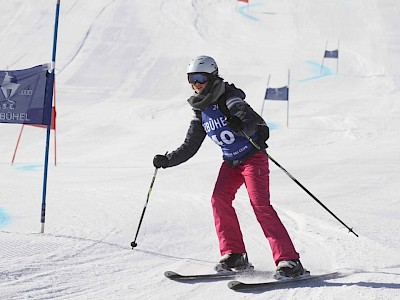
[211,152,299,265]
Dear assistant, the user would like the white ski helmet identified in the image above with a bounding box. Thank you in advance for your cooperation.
[187,55,218,76]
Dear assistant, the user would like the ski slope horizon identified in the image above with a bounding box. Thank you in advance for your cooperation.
[0,0,399,299]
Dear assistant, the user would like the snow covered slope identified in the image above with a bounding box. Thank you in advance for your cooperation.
[0,0,399,299]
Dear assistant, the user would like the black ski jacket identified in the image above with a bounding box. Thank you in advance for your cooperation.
[166,81,266,167]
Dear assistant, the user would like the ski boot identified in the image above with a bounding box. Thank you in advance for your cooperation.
[214,253,254,272]
[275,259,307,278]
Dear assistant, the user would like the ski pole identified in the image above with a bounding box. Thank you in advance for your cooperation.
[267,154,358,237]
[239,130,358,237]
[131,167,160,248]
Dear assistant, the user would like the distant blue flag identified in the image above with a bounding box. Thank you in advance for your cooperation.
[324,49,339,58]
[0,64,54,125]
[265,86,289,101]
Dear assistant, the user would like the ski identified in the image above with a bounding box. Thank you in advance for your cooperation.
[228,271,340,291]
[164,270,238,281]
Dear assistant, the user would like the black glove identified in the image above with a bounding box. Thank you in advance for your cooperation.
[227,116,243,132]
[153,154,169,169]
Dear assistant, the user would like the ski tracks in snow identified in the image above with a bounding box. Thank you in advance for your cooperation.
[0,231,135,299]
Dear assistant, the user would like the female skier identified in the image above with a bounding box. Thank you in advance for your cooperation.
[153,56,305,278]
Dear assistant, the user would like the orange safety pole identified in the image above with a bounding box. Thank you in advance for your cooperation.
[11,125,25,165]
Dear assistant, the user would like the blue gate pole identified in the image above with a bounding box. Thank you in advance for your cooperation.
[40,0,60,233]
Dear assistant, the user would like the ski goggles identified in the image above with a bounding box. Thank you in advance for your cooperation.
[187,73,210,84]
